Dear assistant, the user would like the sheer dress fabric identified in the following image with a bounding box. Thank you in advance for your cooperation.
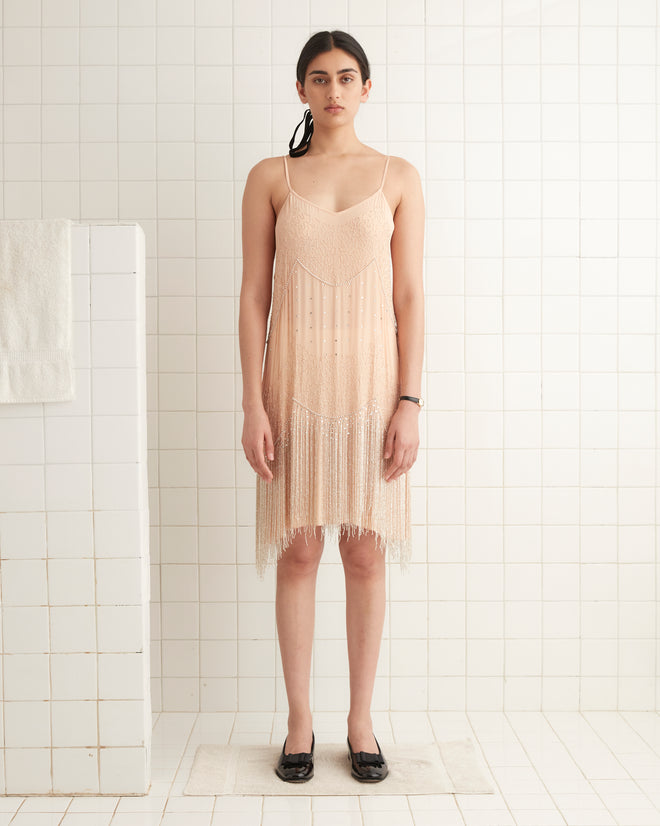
[255,153,412,578]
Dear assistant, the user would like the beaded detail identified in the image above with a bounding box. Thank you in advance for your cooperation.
[255,155,411,578]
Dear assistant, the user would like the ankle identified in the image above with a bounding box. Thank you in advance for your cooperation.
[288,711,313,728]
[347,713,373,730]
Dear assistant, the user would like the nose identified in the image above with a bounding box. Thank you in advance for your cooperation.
[326,79,343,99]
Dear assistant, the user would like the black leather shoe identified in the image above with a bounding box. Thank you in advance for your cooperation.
[347,733,389,782]
[275,731,314,782]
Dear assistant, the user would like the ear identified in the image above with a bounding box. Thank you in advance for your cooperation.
[360,77,372,103]
[296,80,308,104]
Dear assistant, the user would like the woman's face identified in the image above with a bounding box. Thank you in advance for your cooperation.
[296,47,371,125]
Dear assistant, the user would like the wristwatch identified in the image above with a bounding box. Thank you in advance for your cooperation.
[399,395,424,408]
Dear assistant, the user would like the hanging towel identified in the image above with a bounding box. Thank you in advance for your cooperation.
[0,218,75,403]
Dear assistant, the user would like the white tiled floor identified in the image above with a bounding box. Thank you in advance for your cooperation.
[1,711,659,825]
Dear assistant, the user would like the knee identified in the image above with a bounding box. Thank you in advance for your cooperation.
[339,535,384,577]
[277,530,323,576]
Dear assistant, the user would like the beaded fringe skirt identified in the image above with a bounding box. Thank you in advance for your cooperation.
[255,396,411,580]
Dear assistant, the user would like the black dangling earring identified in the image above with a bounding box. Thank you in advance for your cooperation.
[289,108,313,157]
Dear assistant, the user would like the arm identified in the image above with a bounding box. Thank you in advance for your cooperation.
[238,159,277,482]
[383,158,425,482]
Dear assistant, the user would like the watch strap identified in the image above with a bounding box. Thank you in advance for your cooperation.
[400,395,423,408]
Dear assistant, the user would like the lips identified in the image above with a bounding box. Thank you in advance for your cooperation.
[325,106,343,111]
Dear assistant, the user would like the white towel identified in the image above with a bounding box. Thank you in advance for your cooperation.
[0,218,75,403]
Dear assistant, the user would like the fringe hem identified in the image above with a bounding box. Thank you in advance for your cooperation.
[254,522,412,580]
[254,397,411,579]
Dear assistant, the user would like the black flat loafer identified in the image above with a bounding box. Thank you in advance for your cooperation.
[275,731,315,782]
[347,733,389,782]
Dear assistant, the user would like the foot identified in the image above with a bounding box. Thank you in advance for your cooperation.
[346,731,388,782]
[276,731,314,783]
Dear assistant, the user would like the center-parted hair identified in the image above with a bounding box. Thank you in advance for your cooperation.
[289,30,371,158]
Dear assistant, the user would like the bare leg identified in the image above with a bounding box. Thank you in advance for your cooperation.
[338,528,386,753]
[275,526,324,753]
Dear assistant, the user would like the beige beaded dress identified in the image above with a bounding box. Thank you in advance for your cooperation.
[255,153,411,579]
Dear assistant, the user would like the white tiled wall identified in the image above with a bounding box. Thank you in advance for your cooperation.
[0,0,657,727]
[0,223,151,794]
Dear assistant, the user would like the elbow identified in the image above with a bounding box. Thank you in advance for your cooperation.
[240,291,272,328]
[393,289,424,313]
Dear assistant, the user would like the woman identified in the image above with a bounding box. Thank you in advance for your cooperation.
[239,30,424,783]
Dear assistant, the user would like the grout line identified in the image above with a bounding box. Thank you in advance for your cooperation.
[655,0,659,715]
[423,0,430,743]
[233,0,241,723]
[193,0,201,721]
[500,0,506,714]
[540,0,546,713]
[42,0,54,795]
[614,0,618,716]
[155,711,198,826]
[0,0,3,219]
[581,709,660,814]
[154,0,164,721]
[0,0,7,756]
[466,711,529,826]
[91,249,101,788]
[461,0,468,719]
[500,710,569,824]
[545,710,628,824]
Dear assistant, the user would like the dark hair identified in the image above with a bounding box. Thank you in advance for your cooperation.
[289,30,371,157]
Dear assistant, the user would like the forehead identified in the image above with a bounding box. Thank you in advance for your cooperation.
[306,47,359,74]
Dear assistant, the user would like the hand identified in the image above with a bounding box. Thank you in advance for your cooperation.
[383,402,420,482]
[241,406,275,483]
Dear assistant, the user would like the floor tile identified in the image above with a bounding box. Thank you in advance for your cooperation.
[4,710,657,826]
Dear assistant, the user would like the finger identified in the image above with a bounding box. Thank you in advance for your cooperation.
[386,447,414,481]
[384,450,405,481]
[251,444,274,483]
[257,452,273,482]
[264,431,275,463]
[244,448,257,474]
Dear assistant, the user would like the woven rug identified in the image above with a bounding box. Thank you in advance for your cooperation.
[183,738,494,796]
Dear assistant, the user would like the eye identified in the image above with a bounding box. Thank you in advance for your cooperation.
[312,75,355,84]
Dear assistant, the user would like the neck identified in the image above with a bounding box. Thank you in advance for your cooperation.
[304,122,364,157]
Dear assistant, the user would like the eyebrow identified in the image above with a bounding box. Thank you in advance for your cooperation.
[308,68,358,76]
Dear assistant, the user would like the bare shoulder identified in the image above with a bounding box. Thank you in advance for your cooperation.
[384,155,423,219]
[244,155,284,190]
[243,156,288,216]
[387,155,422,189]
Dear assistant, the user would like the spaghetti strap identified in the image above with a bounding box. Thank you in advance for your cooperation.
[282,155,292,191]
[378,155,391,191]
[285,152,388,195]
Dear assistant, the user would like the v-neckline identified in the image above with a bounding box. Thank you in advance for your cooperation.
[280,153,392,219]
[287,187,383,215]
